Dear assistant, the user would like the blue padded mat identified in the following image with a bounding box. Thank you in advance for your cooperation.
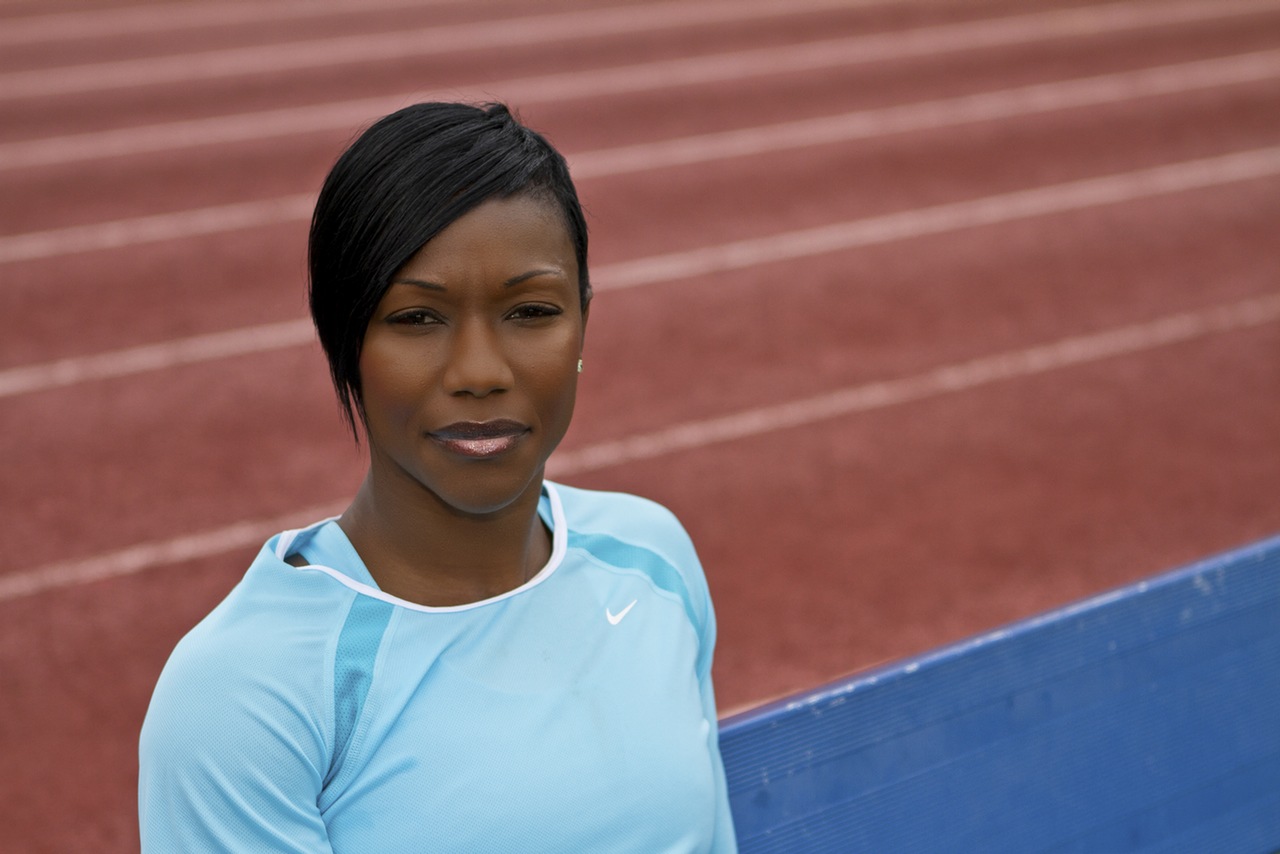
[720,535,1280,853]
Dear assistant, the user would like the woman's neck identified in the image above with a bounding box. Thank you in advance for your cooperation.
[337,468,552,607]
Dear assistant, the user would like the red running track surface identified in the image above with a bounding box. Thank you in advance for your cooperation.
[2,0,1279,849]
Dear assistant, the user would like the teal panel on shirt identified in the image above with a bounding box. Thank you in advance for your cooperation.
[568,530,700,635]
[325,594,393,788]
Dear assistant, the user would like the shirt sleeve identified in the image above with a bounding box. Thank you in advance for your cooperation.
[697,583,740,853]
[139,634,335,853]
[663,504,739,853]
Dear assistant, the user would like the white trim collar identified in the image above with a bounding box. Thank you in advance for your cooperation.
[274,482,567,613]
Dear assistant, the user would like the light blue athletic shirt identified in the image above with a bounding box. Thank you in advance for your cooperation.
[139,482,737,852]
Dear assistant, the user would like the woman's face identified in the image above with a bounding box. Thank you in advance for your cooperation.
[358,194,587,516]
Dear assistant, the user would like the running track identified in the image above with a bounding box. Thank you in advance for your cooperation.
[2,0,1279,848]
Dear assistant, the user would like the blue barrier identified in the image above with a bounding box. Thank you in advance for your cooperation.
[719,535,1280,853]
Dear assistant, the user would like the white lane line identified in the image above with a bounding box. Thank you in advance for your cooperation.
[0,0,870,101]
[0,0,469,46]
[5,47,1279,265]
[549,293,1280,475]
[598,146,1280,291]
[2,0,1273,168]
[570,49,1280,179]
[3,144,1279,399]
[0,503,345,603]
[5,291,1276,602]
[0,320,317,398]
[0,195,315,265]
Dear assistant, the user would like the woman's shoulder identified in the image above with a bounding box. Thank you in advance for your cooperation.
[549,482,710,613]
[143,534,365,760]
[157,537,359,692]
[551,482,694,552]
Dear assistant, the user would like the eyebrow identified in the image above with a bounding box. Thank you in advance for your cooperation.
[392,278,446,291]
[392,268,567,291]
[504,268,566,287]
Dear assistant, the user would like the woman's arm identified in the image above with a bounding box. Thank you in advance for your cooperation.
[139,635,335,852]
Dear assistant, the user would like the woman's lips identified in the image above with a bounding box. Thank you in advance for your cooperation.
[429,420,529,459]
[437,435,520,458]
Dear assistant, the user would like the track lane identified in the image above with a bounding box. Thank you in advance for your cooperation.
[0,0,879,98]
[4,170,1277,571]
[5,56,1274,568]
[0,0,544,73]
[569,177,1280,440]
[5,0,1278,155]
[5,132,1280,383]
[0,0,925,141]
[6,285,1278,600]
[7,35,1280,237]
[2,40,1279,370]
[691,322,1280,705]
[0,0,494,49]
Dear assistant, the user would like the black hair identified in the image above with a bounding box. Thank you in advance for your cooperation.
[308,102,590,433]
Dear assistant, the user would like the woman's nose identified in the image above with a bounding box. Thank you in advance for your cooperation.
[443,319,514,397]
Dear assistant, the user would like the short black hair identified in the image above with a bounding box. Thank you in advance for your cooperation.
[308,102,590,433]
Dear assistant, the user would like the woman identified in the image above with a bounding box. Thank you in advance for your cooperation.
[139,102,737,852]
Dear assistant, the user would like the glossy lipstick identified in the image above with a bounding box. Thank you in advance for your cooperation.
[429,420,528,459]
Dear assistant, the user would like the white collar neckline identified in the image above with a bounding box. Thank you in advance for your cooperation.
[274,481,567,614]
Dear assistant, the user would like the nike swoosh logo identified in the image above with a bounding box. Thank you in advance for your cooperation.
[606,599,637,625]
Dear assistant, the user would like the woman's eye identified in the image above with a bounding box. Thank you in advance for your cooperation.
[509,303,562,321]
[388,309,440,325]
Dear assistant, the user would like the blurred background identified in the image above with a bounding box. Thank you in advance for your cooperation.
[2,0,1279,848]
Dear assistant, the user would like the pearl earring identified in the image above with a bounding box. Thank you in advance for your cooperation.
[577,359,584,373]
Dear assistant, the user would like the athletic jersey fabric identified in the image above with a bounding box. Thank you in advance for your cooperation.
[139,481,737,852]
